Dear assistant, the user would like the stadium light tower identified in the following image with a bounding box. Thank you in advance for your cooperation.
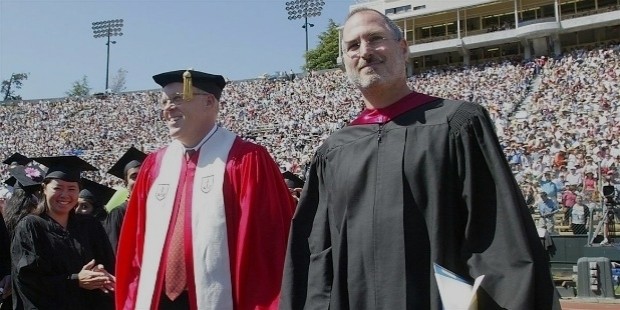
[91,19,124,91]
[285,0,324,69]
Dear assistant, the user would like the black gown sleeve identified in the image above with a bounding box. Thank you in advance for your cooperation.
[102,202,127,257]
[90,217,115,274]
[0,213,10,277]
[450,102,560,310]
[11,216,80,310]
[83,217,115,310]
[280,152,333,310]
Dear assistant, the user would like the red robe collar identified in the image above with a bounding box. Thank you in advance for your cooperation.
[349,91,437,125]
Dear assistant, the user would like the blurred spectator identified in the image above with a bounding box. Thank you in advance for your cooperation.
[561,185,578,225]
[538,192,559,234]
[569,195,589,234]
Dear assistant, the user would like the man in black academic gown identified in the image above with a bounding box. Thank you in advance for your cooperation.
[103,146,147,255]
[280,8,560,310]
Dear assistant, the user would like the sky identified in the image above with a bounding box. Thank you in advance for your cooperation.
[0,0,356,100]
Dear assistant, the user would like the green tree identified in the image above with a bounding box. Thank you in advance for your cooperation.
[1,73,29,101]
[304,19,340,72]
[66,75,91,97]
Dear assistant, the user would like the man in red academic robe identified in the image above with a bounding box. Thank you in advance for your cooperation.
[115,70,296,310]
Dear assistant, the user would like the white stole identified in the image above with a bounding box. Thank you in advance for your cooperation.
[136,127,236,310]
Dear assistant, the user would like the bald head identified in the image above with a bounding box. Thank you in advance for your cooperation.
[343,8,403,45]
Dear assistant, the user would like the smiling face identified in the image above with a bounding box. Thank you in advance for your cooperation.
[341,10,408,91]
[160,82,218,147]
[43,179,79,217]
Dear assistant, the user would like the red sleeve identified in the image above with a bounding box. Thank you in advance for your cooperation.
[115,150,161,310]
[224,138,296,310]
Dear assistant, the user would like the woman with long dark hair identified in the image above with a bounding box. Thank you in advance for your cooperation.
[0,207,11,310]
[3,189,38,239]
[11,156,115,310]
[3,165,43,239]
[1,164,43,310]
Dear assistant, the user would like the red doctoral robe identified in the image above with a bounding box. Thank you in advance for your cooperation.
[115,132,296,310]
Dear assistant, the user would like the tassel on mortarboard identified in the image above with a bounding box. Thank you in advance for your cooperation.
[153,69,226,101]
[183,70,193,101]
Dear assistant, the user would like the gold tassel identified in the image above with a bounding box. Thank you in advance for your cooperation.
[183,70,193,101]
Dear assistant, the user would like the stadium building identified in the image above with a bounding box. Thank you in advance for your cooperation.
[339,0,620,73]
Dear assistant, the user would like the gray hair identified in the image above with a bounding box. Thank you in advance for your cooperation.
[345,7,403,41]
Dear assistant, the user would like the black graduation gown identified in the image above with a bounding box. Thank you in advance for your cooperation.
[11,213,114,310]
[0,213,10,309]
[281,98,559,310]
[0,213,10,279]
[102,201,127,257]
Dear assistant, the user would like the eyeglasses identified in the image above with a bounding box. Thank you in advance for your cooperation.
[160,93,211,108]
[344,35,398,58]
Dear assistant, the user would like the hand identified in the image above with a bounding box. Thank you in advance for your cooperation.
[0,274,11,299]
[92,263,116,293]
[290,188,302,201]
[77,259,114,292]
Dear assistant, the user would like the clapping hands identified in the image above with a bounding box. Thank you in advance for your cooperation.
[78,259,116,294]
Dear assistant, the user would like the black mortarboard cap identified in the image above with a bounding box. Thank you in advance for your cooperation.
[7,165,45,194]
[3,153,31,166]
[283,171,305,189]
[32,156,98,182]
[4,177,17,188]
[153,69,226,100]
[79,178,117,207]
[107,147,148,180]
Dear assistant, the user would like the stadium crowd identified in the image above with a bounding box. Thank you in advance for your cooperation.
[1,43,619,235]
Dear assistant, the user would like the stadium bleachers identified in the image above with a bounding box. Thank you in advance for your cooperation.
[1,44,619,236]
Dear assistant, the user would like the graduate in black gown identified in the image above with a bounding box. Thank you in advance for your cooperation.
[11,156,115,310]
[3,165,43,240]
[280,8,560,310]
[103,146,146,255]
[0,211,10,309]
[1,154,42,310]
[77,178,116,223]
